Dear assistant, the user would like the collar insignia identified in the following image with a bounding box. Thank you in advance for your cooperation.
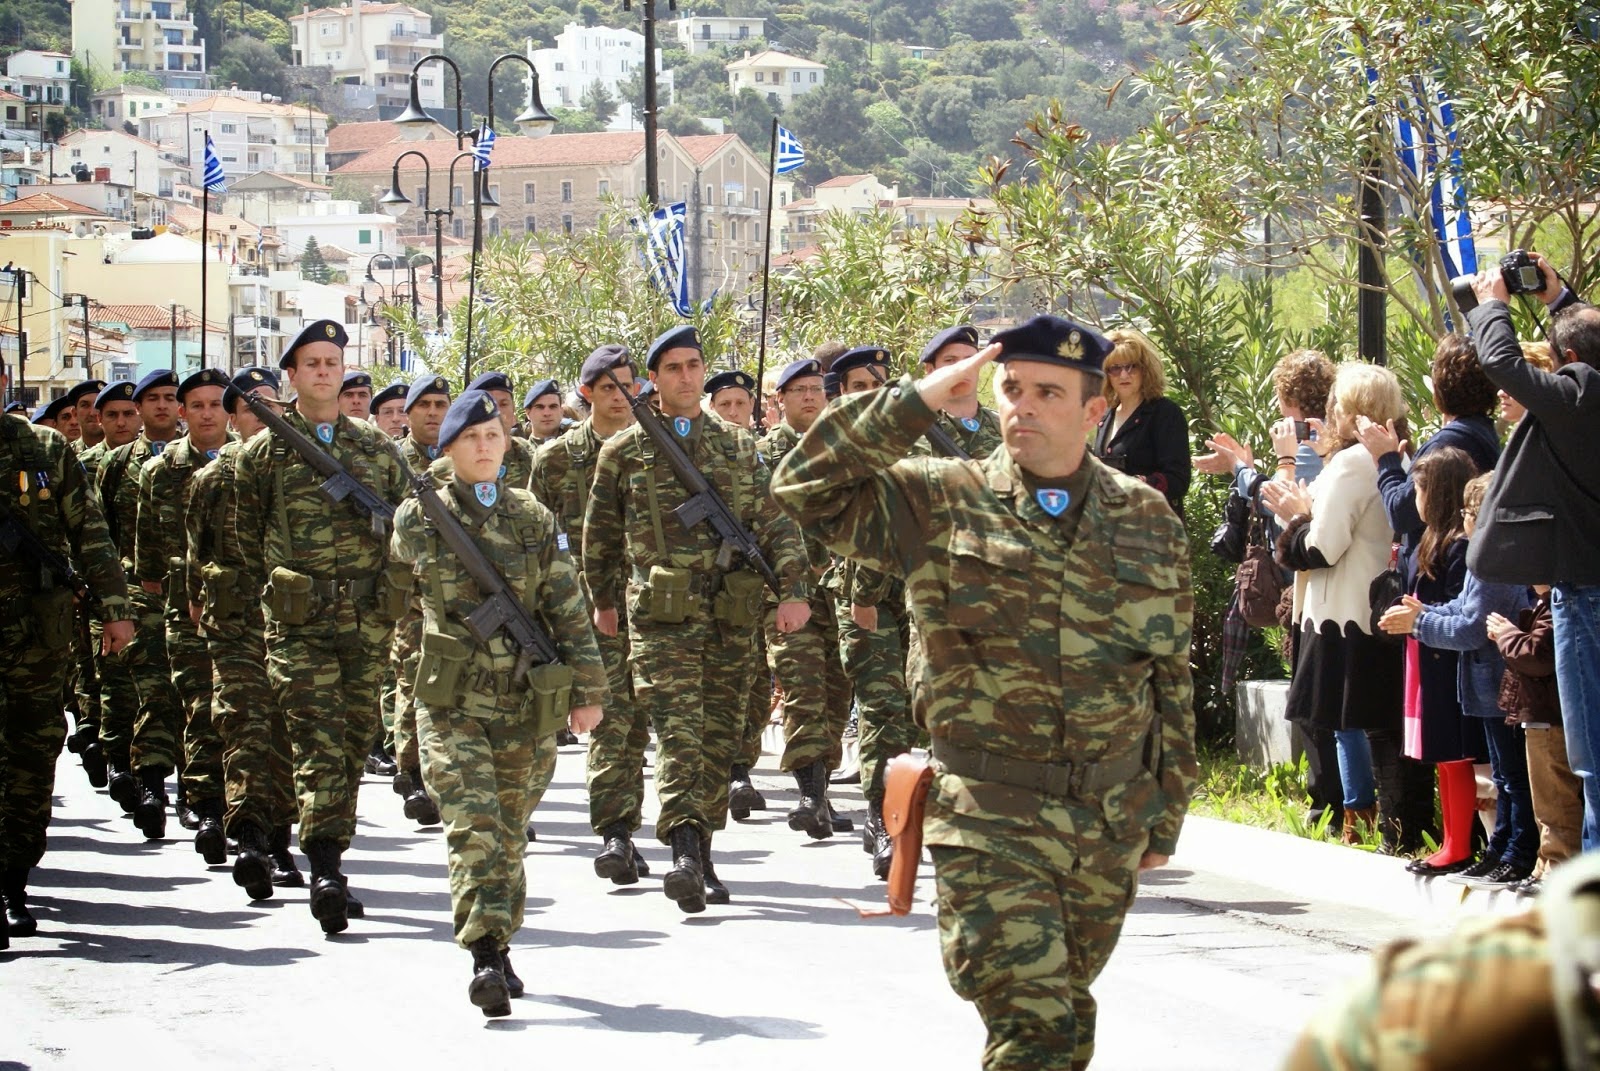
[315,422,335,444]
[474,481,498,507]
[673,416,692,438]
[960,417,980,432]
[1036,488,1071,517]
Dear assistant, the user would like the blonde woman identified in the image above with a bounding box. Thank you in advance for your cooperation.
[1092,329,1191,515]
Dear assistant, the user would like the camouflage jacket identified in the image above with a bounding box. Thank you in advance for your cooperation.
[770,378,1197,862]
[0,414,128,620]
[97,432,169,568]
[758,420,832,577]
[582,410,810,614]
[134,433,234,589]
[77,440,108,483]
[911,404,1004,460]
[427,433,534,492]
[235,409,409,584]
[184,437,266,632]
[529,417,605,542]
[397,435,440,478]
[390,479,609,710]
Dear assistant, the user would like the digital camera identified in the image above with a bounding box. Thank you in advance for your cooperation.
[1500,249,1547,296]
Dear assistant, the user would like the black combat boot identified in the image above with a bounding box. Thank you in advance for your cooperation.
[729,764,762,821]
[3,867,38,938]
[302,840,348,934]
[364,737,398,777]
[526,821,537,842]
[468,935,512,1017]
[133,767,168,840]
[555,728,580,747]
[106,750,138,814]
[343,879,364,920]
[699,832,729,906]
[786,761,831,840]
[268,825,305,887]
[400,766,441,825]
[232,823,274,901]
[392,767,412,796]
[866,800,893,881]
[499,945,524,998]
[632,843,650,877]
[174,781,200,831]
[825,776,853,833]
[594,824,639,886]
[67,717,108,788]
[193,798,227,865]
[662,825,706,914]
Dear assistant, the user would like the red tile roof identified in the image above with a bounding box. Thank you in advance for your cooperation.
[328,120,407,155]
[93,305,204,330]
[677,133,736,164]
[332,131,647,176]
[291,3,430,19]
[0,191,105,217]
[815,174,875,189]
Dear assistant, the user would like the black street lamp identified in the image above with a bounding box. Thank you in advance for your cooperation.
[621,0,677,207]
[378,148,467,334]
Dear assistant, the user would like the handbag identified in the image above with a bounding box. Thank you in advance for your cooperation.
[1209,485,1252,564]
[1236,517,1287,628]
[1368,538,1405,644]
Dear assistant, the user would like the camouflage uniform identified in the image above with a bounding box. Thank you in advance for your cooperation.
[185,438,296,839]
[235,410,409,852]
[134,434,231,808]
[531,418,646,836]
[834,561,915,805]
[1,416,127,890]
[390,435,442,790]
[912,406,1005,460]
[583,411,809,843]
[771,380,1197,1071]
[391,477,607,949]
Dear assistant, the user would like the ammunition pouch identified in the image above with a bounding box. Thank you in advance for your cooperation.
[165,556,190,613]
[415,630,473,708]
[263,566,318,626]
[377,561,415,620]
[522,662,575,739]
[30,585,75,649]
[712,570,765,629]
[642,565,694,625]
[200,562,244,622]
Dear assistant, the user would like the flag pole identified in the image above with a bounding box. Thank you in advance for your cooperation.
[753,116,779,433]
[200,179,209,370]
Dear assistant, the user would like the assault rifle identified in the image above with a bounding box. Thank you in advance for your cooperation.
[606,370,782,597]
[0,495,89,599]
[922,422,971,461]
[409,472,561,681]
[243,392,395,535]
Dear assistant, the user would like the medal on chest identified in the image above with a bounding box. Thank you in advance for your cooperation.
[1036,488,1071,518]
[960,417,980,433]
[474,481,499,507]
[315,423,335,444]
[673,416,692,438]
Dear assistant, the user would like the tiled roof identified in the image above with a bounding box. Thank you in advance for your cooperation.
[332,131,648,175]
[725,50,826,69]
[291,3,430,19]
[0,192,105,216]
[815,174,875,189]
[92,304,203,330]
[177,96,328,120]
[676,134,736,164]
[328,120,408,154]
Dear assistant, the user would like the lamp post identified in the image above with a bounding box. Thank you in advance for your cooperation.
[621,0,676,207]
[379,148,468,337]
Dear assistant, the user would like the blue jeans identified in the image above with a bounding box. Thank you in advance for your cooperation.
[1552,582,1600,851]
[1335,729,1375,809]
[1480,717,1538,869]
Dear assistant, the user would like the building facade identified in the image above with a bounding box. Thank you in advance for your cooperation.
[71,0,208,90]
[528,22,671,132]
[289,2,445,114]
[724,50,825,108]
[91,83,176,128]
[142,95,330,186]
[2,51,74,111]
[670,13,765,55]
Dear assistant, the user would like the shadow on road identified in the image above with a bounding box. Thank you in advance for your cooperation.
[1132,896,1309,918]
[489,993,824,1042]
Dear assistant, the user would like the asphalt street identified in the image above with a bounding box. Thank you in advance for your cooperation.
[4,744,1420,1070]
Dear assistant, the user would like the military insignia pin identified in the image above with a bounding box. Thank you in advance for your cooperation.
[960,417,980,432]
[150,441,164,455]
[324,324,337,338]
[482,398,495,414]
[427,445,438,459]
[1036,488,1070,517]
[474,481,498,507]
[498,464,507,479]
[205,449,219,460]
[250,370,263,381]
[1057,331,1084,361]
[315,423,335,444]
[673,416,692,437]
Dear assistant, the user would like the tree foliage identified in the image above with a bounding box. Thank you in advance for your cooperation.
[300,237,331,284]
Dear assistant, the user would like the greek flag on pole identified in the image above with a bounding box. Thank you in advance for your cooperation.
[1373,68,1477,281]
[201,133,227,192]
[775,126,805,174]
[635,202,691,317]
[472,124,496,172]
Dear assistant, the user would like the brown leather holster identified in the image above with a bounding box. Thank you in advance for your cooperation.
[881,752,935,916]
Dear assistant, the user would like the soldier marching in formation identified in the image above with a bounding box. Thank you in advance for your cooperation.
[2,311,1198,1063]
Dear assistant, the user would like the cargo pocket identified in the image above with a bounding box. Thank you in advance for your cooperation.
[946,529,1031,631]
[712,570,765,628]
[415,630,473,708]
[30,586,75,649]
[1111,547,1184,655]
[377,560,415,620]
[165,556,189,612]
[263,566,318,626]
[522,662,575,739]
[644,565,693,624]
[200,562,243,622]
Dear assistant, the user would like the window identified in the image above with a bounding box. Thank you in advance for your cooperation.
[754,189,761,210]
[70,148,81,158]
[374,46,385,59]
[810,72,819,83]
[700,24,711,39]
[415,219,427,236]
[755,71,764,83]
[414,185,425,206]
[560,180,572,202]
[728,220,739,240]
[562,214,572,234]
[488,217,500,237]
[755,221,761,242]
[452,184,463,206]
[523,181,535,202]
[358,228,372,244]
[524,216,536,234]
[597,179,610,197]
[489,183,499,203]
[220,122,237,133]
[738,25,749,39]
[452,218,464,238]
[779,191,787,207]
[792,71,801,83]
[554,62,564,72]
[705,184,714,205]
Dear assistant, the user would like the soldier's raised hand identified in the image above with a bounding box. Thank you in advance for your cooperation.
[917,342,999,414]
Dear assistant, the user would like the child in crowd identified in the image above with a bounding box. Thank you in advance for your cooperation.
[1487,585,1582,896]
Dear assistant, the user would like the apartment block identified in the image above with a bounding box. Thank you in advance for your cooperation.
[71,0,208,90]
[670,12,765,55]
[290,1,444,115]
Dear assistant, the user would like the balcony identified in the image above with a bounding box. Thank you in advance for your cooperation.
[247,134,272,144]
[289,132,325,145]
[389,27,421,40]
[690,31,760,42]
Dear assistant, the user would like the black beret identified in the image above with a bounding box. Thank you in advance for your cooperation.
[224,366,280,412]
[919,324,980,365]
[341,370,373,394]
[831,345,892,377]
[177,367,230,402]
[95,381,137,409]
[775,358,823,392]
[133,368,178,400]
[65,379,106,406]
[280,319,349,368]
[522,378,561,407]
[437,389,501,450]
[468,371,515,395]
[404,373,451,412]
[371,382,408,411]
[580,344,633,388]
[990,314,1111,375]
[3,400,26,415]
[646,325,700,371]
[705,369,756,397]
[34,398,66,423]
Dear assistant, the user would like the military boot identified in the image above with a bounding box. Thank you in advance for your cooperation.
[632,843,650,877]
[468,935,512,1017]
[232,823,274,901]
[268,825,305,888]
[106,751,138,814]
[594,825,639,886]
[700,832,729,906]
[729,764,762,821]
[500,946,524,998]
[825,776,853,833]
[866,800,893,881]
[555,728,580,747]
[400,765,441,825]
[174,781,201,831]
[786,761,831,840]
[342,881,365,919]
[3,867,38,938]
[193,798,227,865]
[364,735,398,777]
[392,767,412,796]
[662,825,706,914]
[67,718,108,788]
[302,840,348,935]
[133,767,168,840]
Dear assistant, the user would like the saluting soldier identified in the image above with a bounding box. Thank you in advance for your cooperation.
[0,360,132,944]
[96,369,191,840]
[186,367,302,898]
[391,390,607,1016]
[339,370,374,421]
[530,345,651,883]
[583,325,811,912]
[370,381,409,439]
[133,367,235,865]
[520,378,565,444]
[914,325,1003,458]
[771,315,1198,1071]
[235,319,412,935]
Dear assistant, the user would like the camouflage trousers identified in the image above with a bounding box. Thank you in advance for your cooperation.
[90,617,137,765]
[207,612,295,837]
[264,595,390,850]
[929,843,1141,1071]
[378,662,396,752]
[587,608,650,835]
[419,695,536,949]
[772,593,852,773]
[0,630,70,871]
[736,629,770,770]
[121,587,185,774]
[630,610,757,840]
[390,605,423,774]
[836,594,916,804]
[73,608,100,727]
[166,615,224,803]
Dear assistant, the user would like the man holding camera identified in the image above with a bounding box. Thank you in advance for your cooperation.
[1464,251,1600,850]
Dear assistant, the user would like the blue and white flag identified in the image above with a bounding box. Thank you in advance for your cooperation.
[1393,82,1477,281]
[634,202,691,317]
[775,125,805,174]
[472,124,497,172]
[201,133,227,192]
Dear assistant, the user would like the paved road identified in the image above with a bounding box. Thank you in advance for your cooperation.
[5,746,1399,1070]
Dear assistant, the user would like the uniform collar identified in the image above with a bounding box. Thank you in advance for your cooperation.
[988,451,1118,525]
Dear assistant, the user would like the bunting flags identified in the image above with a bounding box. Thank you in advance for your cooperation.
[635,202,691,317]
[775,125,805,174]
[201,133,227,192]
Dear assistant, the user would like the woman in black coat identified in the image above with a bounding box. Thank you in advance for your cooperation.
[1092,329,1191,516]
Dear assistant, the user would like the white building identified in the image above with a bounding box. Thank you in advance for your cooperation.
[56,128,180,201]
[289,1,445,115]
[91,83,176,128]
[670,12,765,55]
[70,0,207,90]
[528,23,672,133]
[2,51,73,110]
[143,95,330,186]
[724,50,826,108]
[270,200,399,264]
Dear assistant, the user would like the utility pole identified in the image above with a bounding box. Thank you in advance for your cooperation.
[170,303,178,373]
[12,269,28,402]
[622,0,676,207]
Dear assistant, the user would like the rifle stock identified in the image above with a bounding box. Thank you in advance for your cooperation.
[923,422,971,460]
